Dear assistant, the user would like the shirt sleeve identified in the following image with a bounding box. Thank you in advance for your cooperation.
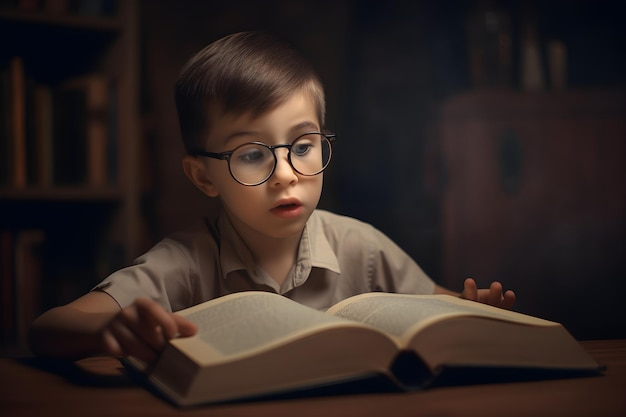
[92,237,197,312]
[367,225,436,295]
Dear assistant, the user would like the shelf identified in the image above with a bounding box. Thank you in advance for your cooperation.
[0,186,123,202]
[0,8,121,31]
[0,8,123,81]
[0,0,142,353]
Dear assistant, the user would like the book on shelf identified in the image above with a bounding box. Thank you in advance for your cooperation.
[17,0,40,12]
[43,0,70,15]
[25,75,38,186]
[50,77,87,185]
[0,229,45,350]
[33,84,54,186]
[14,229,45,348]
[1,55,114,189]
[106,82,118,185]
[0,64,12,186]
[9,56,27,188]
[0,230,15,345]
[7,56,50,188]
[63,74,109,186]
[124,291,602,406]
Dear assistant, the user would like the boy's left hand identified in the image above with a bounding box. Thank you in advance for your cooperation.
[461,278,516,310]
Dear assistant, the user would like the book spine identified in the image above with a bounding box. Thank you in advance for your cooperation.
[0,231,15,346]
[107,83,118,185]
[85,75,109,187]
[55,74,110,186]
[18,0,40,12]
[1,58,116,188]
[34,85,54,186]
[10,57,27,188]
[43,0,69,14]
[0,65,11,186]
[14,229,45,349]
[25,77,38,186]
[53,81,87,185]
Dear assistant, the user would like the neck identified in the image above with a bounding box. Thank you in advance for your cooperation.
[249,234,302,288]
[225,214,303,287]
[249,232,301,266]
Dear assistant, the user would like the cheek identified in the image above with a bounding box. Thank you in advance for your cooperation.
[310,175,324,198]
[218,182,263,209]
[219,189,268,227]
[205,160,226,180]
[205,162,235,188]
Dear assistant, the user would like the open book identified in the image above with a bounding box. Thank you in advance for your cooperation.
[126,292,601,406]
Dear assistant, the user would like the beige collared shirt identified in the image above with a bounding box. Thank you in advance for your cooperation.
[95,209,434,312]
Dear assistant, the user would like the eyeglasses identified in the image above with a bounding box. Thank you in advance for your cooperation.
[190,132,336,186]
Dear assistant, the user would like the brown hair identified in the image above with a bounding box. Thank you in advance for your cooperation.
[175,31,326,153]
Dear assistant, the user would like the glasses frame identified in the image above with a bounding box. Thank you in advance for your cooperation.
[190,132,336,186]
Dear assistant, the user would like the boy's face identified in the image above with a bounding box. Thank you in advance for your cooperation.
[186,90,324,242]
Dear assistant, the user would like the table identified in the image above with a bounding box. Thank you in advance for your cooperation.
[1,340,625,417]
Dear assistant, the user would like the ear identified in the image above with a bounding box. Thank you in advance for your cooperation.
[182,156,220,197]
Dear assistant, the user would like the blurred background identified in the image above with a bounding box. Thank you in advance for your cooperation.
[1,0,625,354]
[140,0,626,340]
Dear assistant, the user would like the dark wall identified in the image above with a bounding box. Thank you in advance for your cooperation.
[139,0,626,339]
[139,0,351,233]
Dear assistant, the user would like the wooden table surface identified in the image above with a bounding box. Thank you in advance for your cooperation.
[1,339,625,417]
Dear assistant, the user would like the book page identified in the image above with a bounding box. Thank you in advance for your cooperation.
[327,293,554,341]
[178,292,353,357]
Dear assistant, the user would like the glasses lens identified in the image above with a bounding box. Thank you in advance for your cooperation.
[230,143,275,185]
[290,134,332,176]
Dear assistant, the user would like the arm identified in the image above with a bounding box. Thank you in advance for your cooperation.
[434,278,516,310]
[29,291,197,365]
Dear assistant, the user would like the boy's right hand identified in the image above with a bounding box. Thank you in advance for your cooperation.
[100,297,198,365]
[30,292,196,363]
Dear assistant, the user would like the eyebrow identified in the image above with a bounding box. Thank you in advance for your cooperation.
[291,121,320,133]
[222,120,321,147]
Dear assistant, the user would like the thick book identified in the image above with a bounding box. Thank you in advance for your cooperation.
[126,291,602,406]
[64,74,109,186]
[9,56,27,188]
[52,74,109,186]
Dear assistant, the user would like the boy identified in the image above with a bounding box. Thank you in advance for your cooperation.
[30,32,515,365]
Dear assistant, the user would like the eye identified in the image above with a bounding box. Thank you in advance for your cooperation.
[234,145,270,164]
[292,133,321,157]
[292,142,313,157]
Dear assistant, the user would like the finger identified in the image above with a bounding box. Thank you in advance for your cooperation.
[488,281,503,306]
[502,290,516,310]
[108,316,158,363]
[462,278,478,301]
[135,303,198,342]
[101,328,125,358]
[173,315,198,338]
[134,298,181,342]
[116,301,171,355]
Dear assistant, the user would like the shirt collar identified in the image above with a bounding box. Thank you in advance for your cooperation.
[216,211,257,279]
[303,210,341,273]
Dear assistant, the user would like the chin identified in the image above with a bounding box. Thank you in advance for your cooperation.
[269,215,311,239]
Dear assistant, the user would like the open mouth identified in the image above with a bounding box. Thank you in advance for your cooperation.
[276,203,299,209]
[273,198,302,209]
[271,201,303,218]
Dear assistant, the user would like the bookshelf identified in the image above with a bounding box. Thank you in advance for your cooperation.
[0,0,144,354]
[437,89,626,339]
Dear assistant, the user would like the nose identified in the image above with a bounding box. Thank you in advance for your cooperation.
[270,148,298,186]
